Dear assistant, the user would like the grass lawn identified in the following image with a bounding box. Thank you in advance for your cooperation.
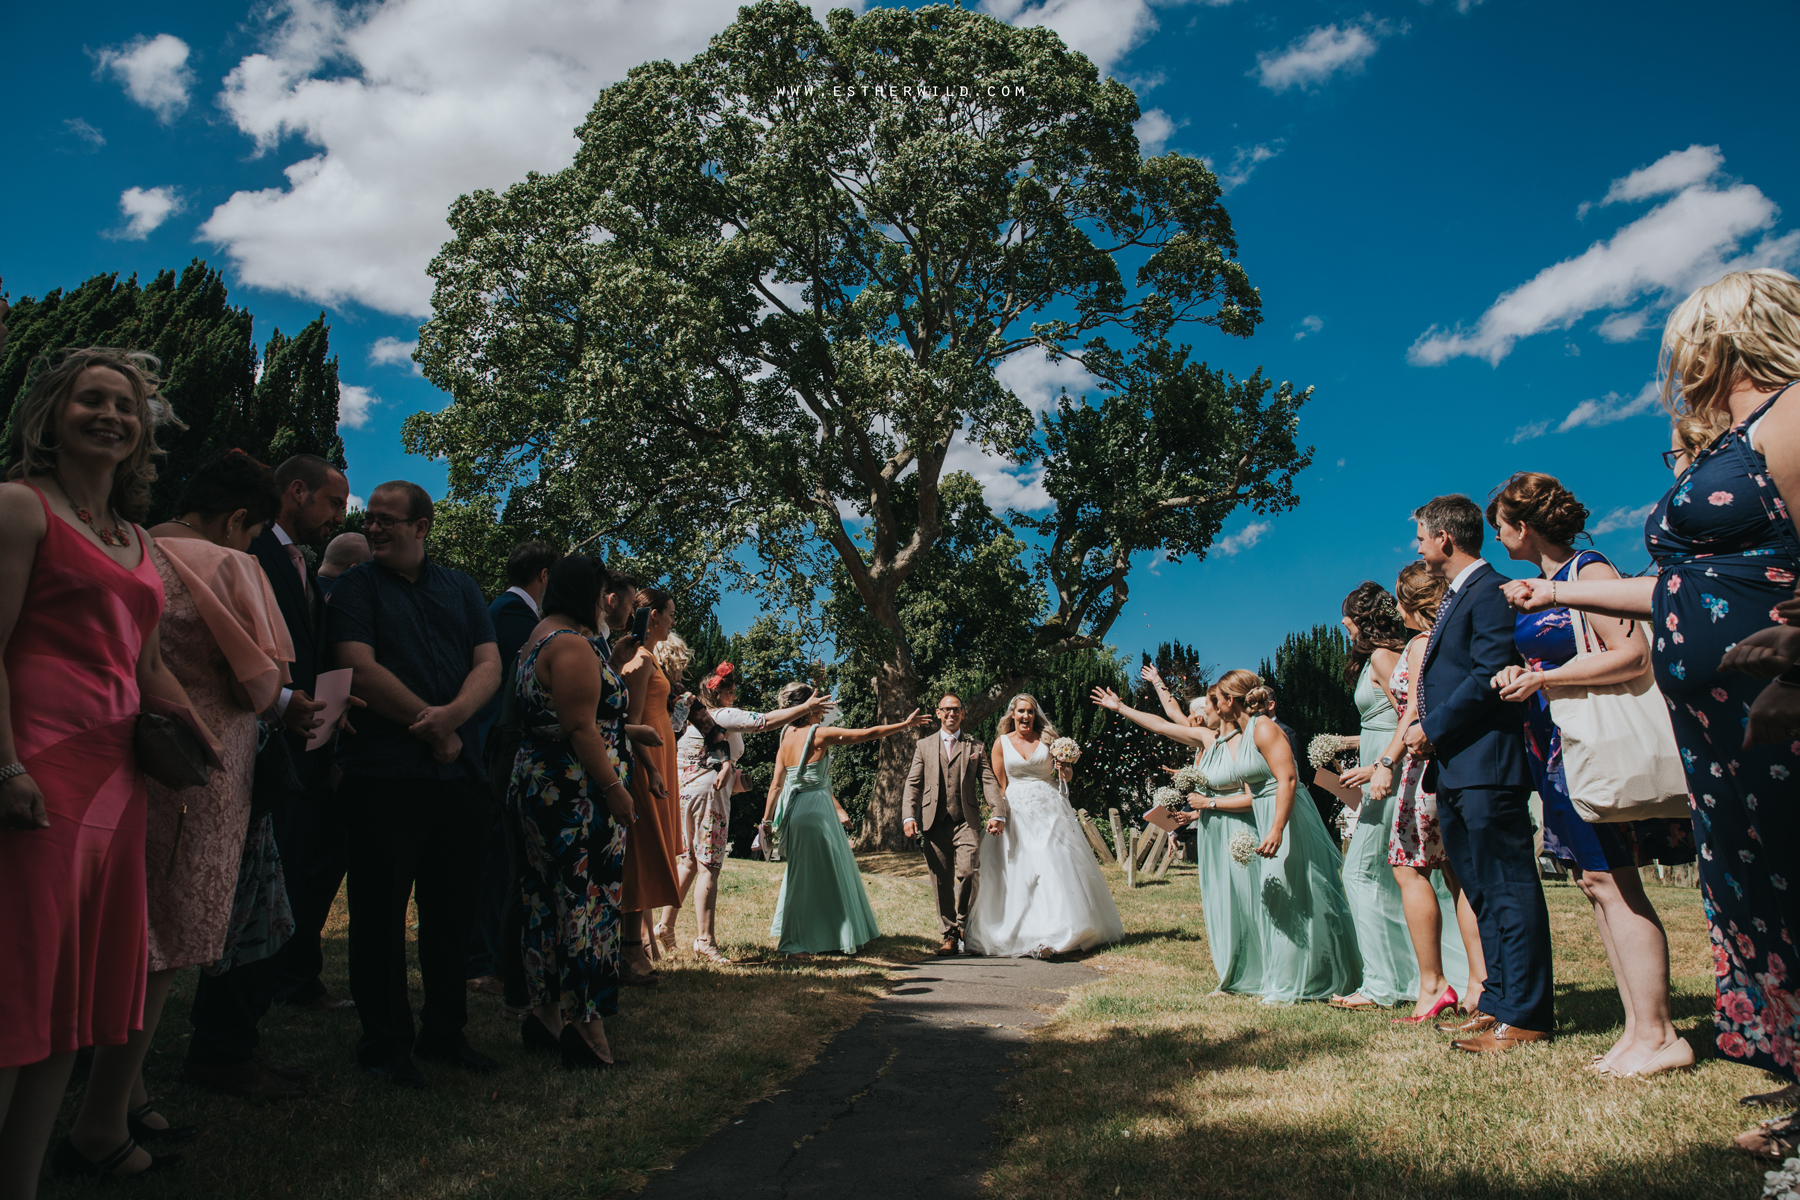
[989,865,1768,1200]
[44,853,1769,1199]
[45,855,937,1200]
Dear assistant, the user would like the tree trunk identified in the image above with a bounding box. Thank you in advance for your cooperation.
[857,647,923,852]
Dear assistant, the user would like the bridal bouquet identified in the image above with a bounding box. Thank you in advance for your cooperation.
[1307,733,1356,770]
[1049,736,1082,765]
[1170,763,1207,795]
[1228,831,1259,865]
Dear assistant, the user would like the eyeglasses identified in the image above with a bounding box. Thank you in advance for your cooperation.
[936,706,962,714]
[363,513,416,530]
[1661,449,1692,471]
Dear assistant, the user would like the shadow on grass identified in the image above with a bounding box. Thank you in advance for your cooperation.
[1552,980,1719,1038]
[990,1021,1763,1200]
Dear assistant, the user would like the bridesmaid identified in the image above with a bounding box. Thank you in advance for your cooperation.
[1364,563,1481,1021]
[1115,673,1263,994]
[0,349,220,1188]
[1331,584,1417,1011]
[761,686,927,956]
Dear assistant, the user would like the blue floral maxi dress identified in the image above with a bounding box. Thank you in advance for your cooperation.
[508,629,630,1023]
[1646,385,1800,1079]
[1514,550,1696,874]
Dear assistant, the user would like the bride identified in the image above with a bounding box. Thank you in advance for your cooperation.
[965,694,1123,958]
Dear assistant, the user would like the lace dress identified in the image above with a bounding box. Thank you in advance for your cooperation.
[964,735,1123,957]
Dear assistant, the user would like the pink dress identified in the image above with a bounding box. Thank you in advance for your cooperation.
[0,488,164,1067]
[1386,633,1448,870]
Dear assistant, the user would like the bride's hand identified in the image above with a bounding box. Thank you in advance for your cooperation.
[1089,686,1122,712]
[985,818,1003,835]
[1055,761,1073,783]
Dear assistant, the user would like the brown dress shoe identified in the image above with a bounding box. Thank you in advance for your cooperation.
[182,1059,307,1099]
[1452,1023,1553,1053]
[1438,1010,1494,1035]
[937,938,959,956]
[301,990,355,1012]
[253,1052,317,1086]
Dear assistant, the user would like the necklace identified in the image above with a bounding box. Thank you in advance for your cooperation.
[168,519,200,532]
[54,477,132,548]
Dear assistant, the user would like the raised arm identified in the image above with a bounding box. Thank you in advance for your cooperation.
[1090,686,1207,748]
[1502,575,1655,621]
[814,709,931,746]
[1140,664,1190,725]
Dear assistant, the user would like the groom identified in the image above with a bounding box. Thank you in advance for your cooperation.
[1406,494,1552,1054]
[902,694,1007,955]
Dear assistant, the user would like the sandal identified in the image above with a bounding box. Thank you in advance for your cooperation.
[1328,993,1382,1011]
[1735,1110,1800,1158]
[693,939,733,965]
[654,922,678,956]
[127,1104,198,1144]
[52,1137,184,1180]
[1743,1082,1800,1108]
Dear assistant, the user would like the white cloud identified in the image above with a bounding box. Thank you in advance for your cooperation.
[1214,520,1271,557]
[1293,314,1324,341]
[1409,147,1800,366]
[1594,309,1651,342]
[948,349,1099,513]
[1592,144,1724,212]
[1558,379,1661,432]
[1591,502,1655,536]
[200,1,854,317]
[109,187,184,240]
[1213,140,1284,193]
[368,336,422,376]
[63,118,105,150]
[338,383,379,429]
[346,493,366,512]
[93,34,195,124]
[1509,419,1549,443]
[1252,23,1385,93]
[1134,108,1179,156]
[983,0,1239,78]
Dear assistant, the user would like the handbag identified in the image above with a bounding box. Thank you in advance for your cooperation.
[1545,605,1690,823]
[134,710,213,789]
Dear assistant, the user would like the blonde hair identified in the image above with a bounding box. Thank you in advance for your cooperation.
[996,692,1059,739]
[1395,561,1448,627]
[1208,669,1272,720]
[655,630,691,684]
[1674,407,1731,457]
[1660,269,1800,421]
[6,348,178,522]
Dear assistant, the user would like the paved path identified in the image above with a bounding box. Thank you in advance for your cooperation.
[640,955,1096,1199]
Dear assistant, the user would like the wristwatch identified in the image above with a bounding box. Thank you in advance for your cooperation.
[1377,756,1396,769]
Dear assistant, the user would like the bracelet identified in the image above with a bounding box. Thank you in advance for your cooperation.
[1550,580,1558,605]
[0,762,27,784]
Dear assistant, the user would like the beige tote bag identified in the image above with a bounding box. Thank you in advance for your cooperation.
[1545,606,1690,823]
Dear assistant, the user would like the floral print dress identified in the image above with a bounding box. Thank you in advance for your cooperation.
[508,629,630,1023]
[1387,634,1448,869]
[1645,384,1800,1079]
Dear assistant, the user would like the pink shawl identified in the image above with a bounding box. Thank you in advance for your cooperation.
[153,537,294,712]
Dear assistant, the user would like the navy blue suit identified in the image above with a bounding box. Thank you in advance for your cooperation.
[467,589,540,985]
[1418,560,1553,1032]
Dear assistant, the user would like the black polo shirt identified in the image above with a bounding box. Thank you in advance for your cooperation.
[325,556,496,782]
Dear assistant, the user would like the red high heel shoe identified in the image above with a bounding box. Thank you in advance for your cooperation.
[1392,986,1459,1024]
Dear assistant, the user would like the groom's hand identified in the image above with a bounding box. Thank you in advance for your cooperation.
[903,819,919,838]
[985,818,1003,835]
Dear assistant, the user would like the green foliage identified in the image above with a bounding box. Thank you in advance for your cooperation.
[1258,622,1359,758]
[406,0,1316,845]
[0,260,345,518]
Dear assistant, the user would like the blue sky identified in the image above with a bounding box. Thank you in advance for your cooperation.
[5,0,1798,674]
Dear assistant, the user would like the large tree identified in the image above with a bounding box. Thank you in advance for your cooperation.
[408,0,1314,848]
[0,261,346,516]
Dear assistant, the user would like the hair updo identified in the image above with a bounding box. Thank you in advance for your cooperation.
[1341,581,1410,686]
[776,681,815,709]
[1484,472,1589,545]
[1395,561,1448,628]
[1210,669,1269,718]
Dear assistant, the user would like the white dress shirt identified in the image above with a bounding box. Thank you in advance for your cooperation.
[504,584,542,618]
[1448,558,1488,594]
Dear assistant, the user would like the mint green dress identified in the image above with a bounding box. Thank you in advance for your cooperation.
[1191,735,1264,995]
[1342,660,1418,1006]
[768,726,880,954]
[1207,716,1360,1003]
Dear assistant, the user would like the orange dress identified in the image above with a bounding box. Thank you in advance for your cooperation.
[620,650,680,912]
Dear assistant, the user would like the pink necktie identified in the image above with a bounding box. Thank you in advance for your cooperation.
[286,543,310,598]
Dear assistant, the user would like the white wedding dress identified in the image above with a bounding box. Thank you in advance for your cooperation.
[965,735,1124,957]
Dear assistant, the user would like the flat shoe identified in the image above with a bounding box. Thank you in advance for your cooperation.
[52,1137,184,1179]
[1604,1038,1696,1079]
[1735,1112,1800,1158]
[127,1106,197,1145]
[1329,994,1381,1011]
